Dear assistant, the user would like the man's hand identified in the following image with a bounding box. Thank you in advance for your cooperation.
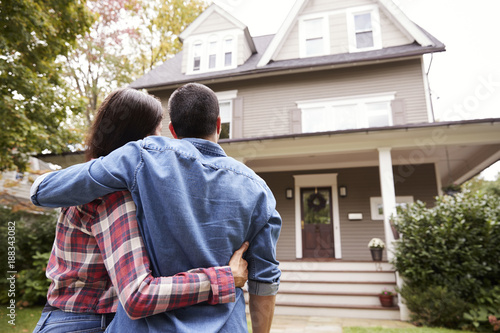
[229,242,249,288]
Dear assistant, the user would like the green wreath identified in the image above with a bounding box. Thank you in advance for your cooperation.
[307,192,326,212]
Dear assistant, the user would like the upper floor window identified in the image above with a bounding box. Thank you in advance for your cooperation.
[347,6,382,52]
[215,90,238,139]
[224,38,233,67]
[297,93,395,133]
[300,16,329,58]
[193,43,202,71]
[187,34,236,74]
[208,40,217,69]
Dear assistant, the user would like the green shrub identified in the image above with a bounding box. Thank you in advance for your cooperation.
[393,190,500,330]
[0,207,57,306]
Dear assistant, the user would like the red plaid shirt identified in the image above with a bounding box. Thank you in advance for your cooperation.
[46,191,235,319]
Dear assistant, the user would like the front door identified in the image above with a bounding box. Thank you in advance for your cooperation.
[300,187,334,258]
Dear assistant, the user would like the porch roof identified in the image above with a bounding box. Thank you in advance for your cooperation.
[220,118,500,187]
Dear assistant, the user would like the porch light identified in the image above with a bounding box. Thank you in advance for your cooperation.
[339,186,347,198]
[285,188,293,199]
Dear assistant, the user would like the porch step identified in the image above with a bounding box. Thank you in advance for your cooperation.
[251,260,400,320]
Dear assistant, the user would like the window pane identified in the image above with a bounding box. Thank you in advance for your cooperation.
[224,39,232,50]
[302,107,326,133]
[333,105,357,130]
[220,122,230,139]
[356,31,374,48]
[209,54,216,68]
[354,13,372,31]
[306,38,324,56]
[193,57,200,71]
[367,102,390,127]
[193,43,202,70]
[224,52,232,66]
[304,18,323,38]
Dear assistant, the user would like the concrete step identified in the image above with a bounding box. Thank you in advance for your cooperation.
[279,280,397,294]
[279,261,395,272]
[280,270,396,283]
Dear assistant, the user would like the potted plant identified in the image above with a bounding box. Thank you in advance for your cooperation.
[379,289,395,307]
[367,238,385,261]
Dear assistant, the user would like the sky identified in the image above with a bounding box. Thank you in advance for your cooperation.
[212,0,500,180]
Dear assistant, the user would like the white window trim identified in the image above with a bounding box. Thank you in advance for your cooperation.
[186,30,239,75]
[297,92,396,133]
[346,5,382,53]
[370,196,414,220]
[215,90,238,139]
[298,14,330,58]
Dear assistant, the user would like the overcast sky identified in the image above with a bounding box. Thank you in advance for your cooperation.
[212,0,500,179]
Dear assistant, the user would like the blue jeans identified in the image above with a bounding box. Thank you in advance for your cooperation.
[33,310,115,333]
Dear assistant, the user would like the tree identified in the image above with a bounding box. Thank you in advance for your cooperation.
[0,0,93,171]
[134,0,207,74]
[65,0,207,126]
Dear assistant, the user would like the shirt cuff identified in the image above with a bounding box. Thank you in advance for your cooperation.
[30,172,54,206]
[198,266,235,305]
[247,280,279,296]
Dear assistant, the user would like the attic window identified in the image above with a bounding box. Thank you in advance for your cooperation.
[209,41,217,69]
[347,6,382,52]
[193,43,202,71]
[224,38,233,67]
[300,16,329,58]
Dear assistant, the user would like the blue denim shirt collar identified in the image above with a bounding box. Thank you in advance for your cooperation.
[182,138,227,157]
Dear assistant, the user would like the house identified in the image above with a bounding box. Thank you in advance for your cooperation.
[129,0,500,320]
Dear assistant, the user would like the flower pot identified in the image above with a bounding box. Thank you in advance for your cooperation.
[370,248,383,261]
[379,294,394,307]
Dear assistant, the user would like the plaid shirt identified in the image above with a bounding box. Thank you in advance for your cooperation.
[46,191,235,319]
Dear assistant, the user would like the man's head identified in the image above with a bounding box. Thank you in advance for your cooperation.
[168,83,221,141]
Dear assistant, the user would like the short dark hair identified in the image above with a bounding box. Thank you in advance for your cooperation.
[168,83,219,139]
[85,88,163,160]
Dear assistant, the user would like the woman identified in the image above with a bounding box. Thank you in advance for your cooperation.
[33,89,247,332]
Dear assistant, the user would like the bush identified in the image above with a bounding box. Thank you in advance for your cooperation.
[0,206,57,306]
[393,190,500,330]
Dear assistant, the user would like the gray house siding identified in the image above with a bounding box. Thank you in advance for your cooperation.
[260,163,438,261]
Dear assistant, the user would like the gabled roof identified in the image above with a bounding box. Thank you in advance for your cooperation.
[179,3,256,52]
[130,0,445,90]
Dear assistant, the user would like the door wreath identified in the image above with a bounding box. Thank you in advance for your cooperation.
[307,192,326,212]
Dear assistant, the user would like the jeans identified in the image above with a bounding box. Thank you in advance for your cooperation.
[33,310,115,333]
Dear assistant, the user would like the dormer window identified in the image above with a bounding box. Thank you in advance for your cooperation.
[187,33,236,74]
[224,38,233,67]
[208,40,217,69]
[193,43,202,71]
[347,6,382,52]
[300,16,329,58]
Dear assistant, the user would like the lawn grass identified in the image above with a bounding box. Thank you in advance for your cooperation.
[0,306,42,332]
[344,327,474,333]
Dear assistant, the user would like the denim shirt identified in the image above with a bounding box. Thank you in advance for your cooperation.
[31,137,281,333]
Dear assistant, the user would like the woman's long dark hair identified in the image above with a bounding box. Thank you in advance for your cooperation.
[85,89,163,161]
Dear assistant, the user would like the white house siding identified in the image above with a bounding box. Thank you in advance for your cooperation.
[190,11,236,35]
[259,163,438,261]
[275,0,412,61]
[238,34,252,66]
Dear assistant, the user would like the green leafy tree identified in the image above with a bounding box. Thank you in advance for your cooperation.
[65,0,207,126]
[0,0,93,171]
[134,0,207,74]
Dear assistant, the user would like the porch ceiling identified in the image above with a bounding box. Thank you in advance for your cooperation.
[221,120,500,185]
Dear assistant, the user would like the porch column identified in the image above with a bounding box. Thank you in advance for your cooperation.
[377,148,396,261]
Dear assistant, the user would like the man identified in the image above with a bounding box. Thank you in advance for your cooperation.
[31,83,281,332]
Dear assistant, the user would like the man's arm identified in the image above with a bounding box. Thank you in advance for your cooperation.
[249,294,276,333]
[247,205,282,333]
[91,193,249,319]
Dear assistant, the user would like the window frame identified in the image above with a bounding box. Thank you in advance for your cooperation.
[299,14,330,58]
[346,5,382,52]
[297,92,396,133]
[215,90,238,139]
[186,32,237,74]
